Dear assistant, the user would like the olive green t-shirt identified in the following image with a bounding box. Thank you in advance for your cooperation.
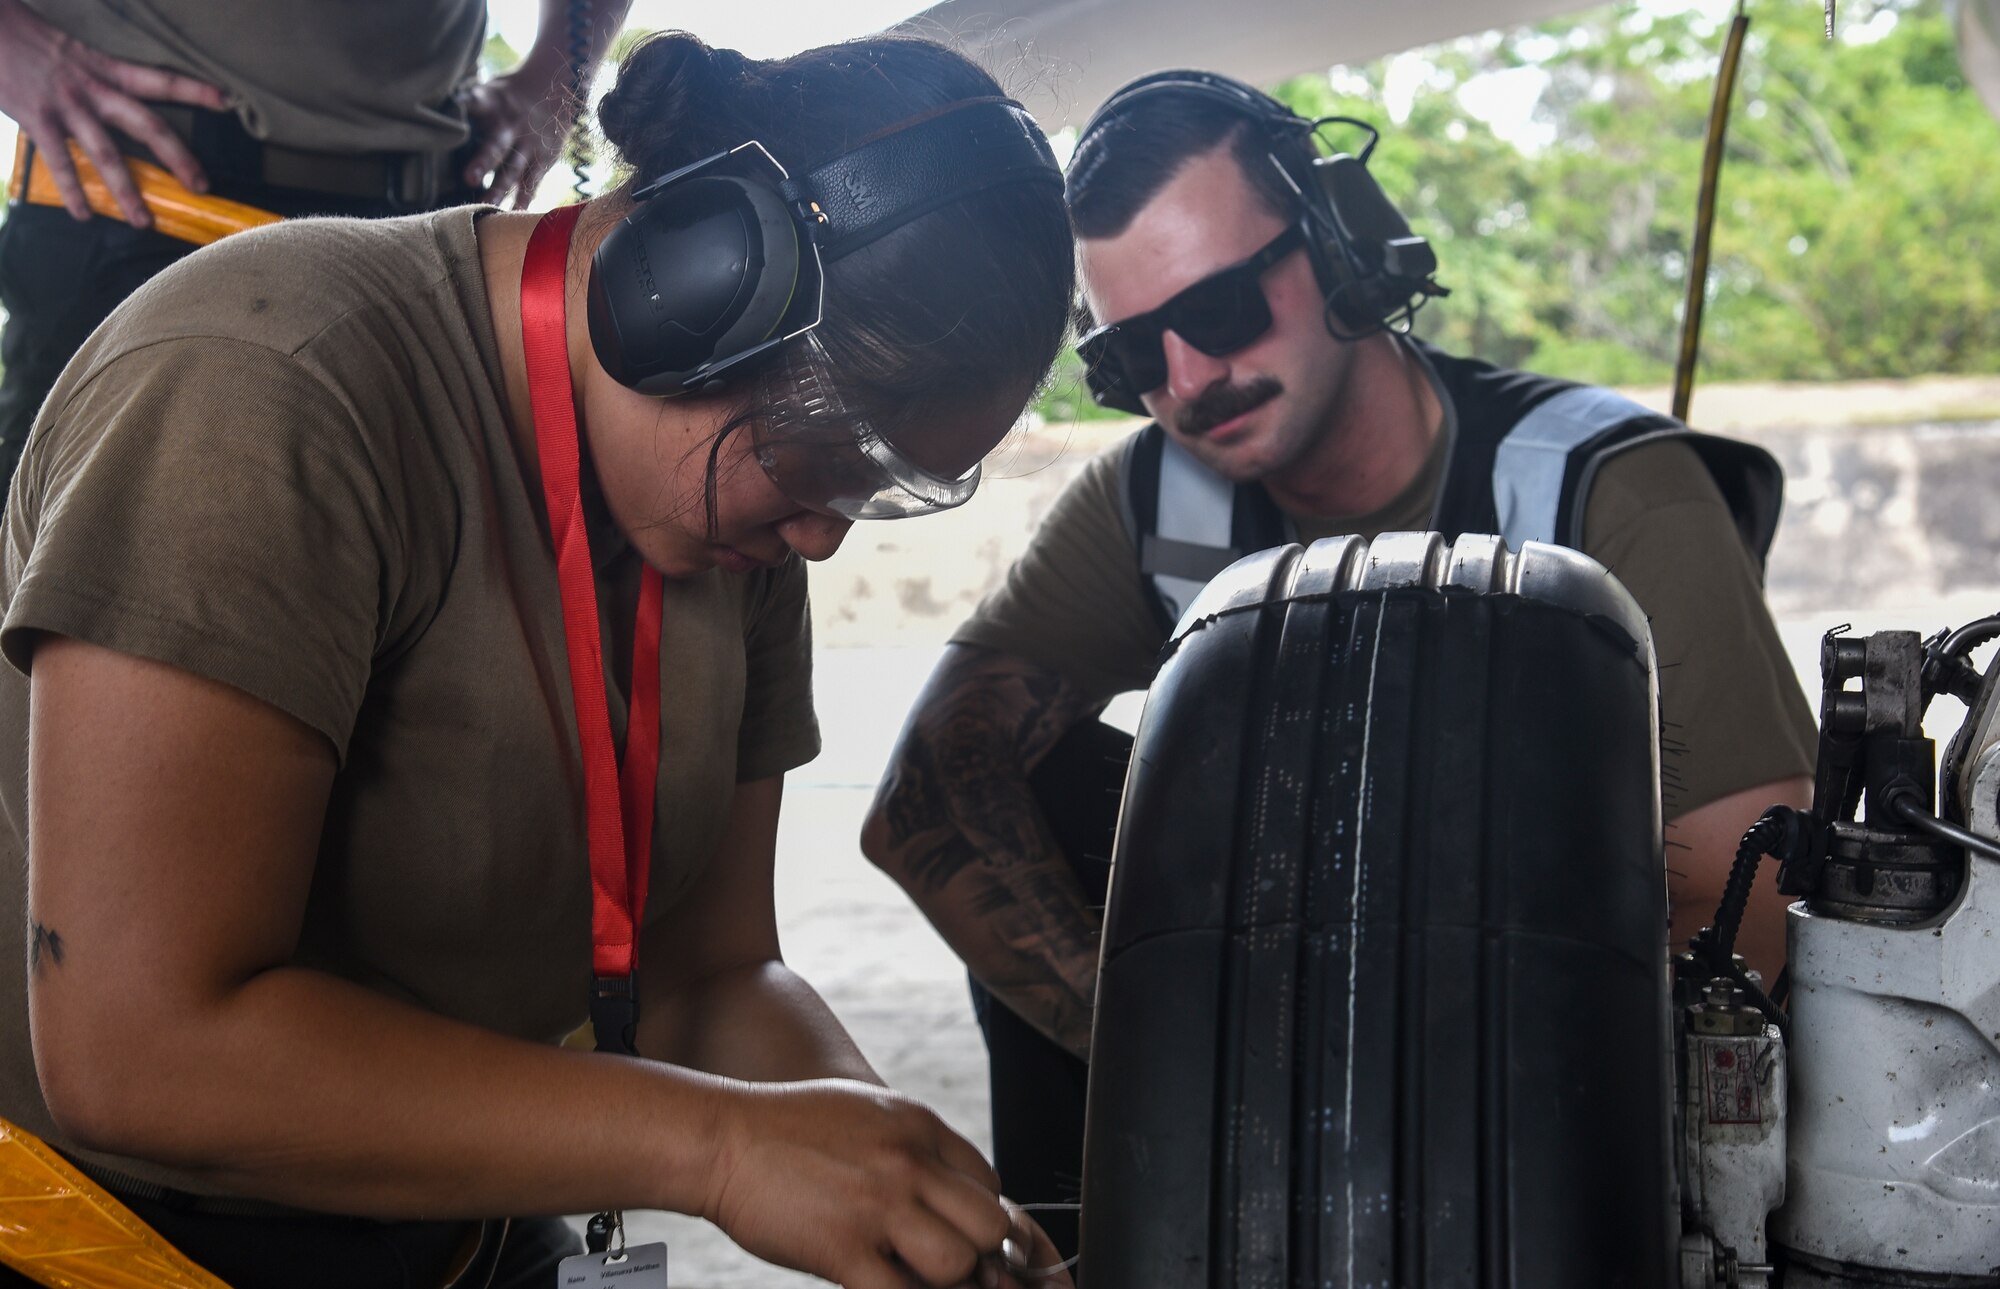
[956,417,1815,821]
[25,0,484,153]
[0,208,821,1193]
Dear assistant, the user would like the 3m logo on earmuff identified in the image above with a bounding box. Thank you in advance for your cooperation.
[842,170,873,215]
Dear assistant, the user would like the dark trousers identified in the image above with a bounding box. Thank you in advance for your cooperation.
[0,168,471,495]
[0,1189,580,1289]
[968,719,1131,1263]
[0,205,192,489]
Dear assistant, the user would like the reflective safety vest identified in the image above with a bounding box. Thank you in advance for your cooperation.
[1117,354,1783,628]
[0,1116,231,1288]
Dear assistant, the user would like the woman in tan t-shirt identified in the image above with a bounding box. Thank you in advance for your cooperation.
[1,31,1074,1289]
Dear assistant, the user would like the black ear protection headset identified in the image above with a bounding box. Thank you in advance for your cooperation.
[1073,70,1449,414]
[586,97,1061,397]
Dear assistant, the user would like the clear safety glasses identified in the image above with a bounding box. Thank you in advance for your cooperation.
[751,334,982,521]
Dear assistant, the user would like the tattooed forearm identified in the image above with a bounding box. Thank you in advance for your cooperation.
[864,646,1104,1056]
[878,647,1094,877]
[29,921,65,976]
[900,826,983,893]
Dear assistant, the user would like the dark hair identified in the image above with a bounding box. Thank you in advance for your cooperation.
[595,32,1075,522]
[1067,93,1307,240]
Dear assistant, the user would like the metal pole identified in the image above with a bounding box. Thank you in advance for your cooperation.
[1673,5,1751,423]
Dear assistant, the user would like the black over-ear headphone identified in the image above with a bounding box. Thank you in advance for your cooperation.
[1074,70,1447,343]
[587,97,1061,396]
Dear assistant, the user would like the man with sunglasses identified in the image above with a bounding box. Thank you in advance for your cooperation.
[862,71,1817,1253]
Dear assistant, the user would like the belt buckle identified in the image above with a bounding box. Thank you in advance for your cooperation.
[387,151,438,211]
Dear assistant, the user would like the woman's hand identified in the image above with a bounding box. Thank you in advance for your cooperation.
[0,0,228,225]
[703,1078,1016,1289]
[984,1200,1076,1289]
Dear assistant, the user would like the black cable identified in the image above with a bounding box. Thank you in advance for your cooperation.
[1696,807,1794,974]
[1723,958,1789,1041]
[1932,613,2000,819]
[1924,613,1998,709]
[1939,614,2000,662]
[567,0,595,201]
[1889,791,2000,862]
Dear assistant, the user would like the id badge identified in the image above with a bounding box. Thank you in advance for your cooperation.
[556,1242,669,1287]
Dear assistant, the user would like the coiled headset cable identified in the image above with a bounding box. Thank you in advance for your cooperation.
[567,0,595,201]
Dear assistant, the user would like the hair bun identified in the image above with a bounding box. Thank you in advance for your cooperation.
[598,32,760,173]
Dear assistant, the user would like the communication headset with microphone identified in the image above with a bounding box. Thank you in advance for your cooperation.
[1072,70,1449,414]
[586,96,1062,397]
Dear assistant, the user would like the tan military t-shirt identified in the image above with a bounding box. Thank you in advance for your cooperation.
[957,418,1815,821]
[25,0,485,153]
[0,208,821,1193]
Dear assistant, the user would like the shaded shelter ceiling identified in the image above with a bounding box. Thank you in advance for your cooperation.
[896,0,1629,128]
[895,0,2000,129]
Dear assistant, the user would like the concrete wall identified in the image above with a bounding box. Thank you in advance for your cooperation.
[809,404,2000,650]
[1755,419,2000,618]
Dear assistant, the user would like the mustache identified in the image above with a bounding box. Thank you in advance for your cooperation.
[1175,376,1283,437]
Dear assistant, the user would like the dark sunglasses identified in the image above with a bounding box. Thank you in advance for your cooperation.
[1078,223,1306,414]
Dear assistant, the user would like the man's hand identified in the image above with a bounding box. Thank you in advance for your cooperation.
[0,0,227,226]
[458,49,577,210]
[462,0,632,208]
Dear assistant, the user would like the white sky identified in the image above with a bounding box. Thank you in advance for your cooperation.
[1,1,1890,184]
[487,0,930,60]
[0,0,932,162]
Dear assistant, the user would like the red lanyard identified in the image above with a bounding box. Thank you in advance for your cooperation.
[520,204,664,1055]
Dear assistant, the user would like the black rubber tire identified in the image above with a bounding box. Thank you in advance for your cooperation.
[1079,543,1675,1287]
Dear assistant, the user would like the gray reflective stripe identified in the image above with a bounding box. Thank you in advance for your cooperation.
[1140,534,1244,583]
[1147,434,1239,621]
[1491,386,1655,547]
[1156,434,1234,548]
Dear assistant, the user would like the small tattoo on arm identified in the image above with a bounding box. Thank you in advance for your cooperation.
[29,922,64,976]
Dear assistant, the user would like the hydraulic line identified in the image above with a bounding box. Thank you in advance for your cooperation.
[1939,614,2000,661]
[1889,791,2000,862]
[1673,3,1751,422]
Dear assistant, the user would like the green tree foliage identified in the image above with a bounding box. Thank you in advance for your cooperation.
[482,32,523,76]
[1272,0,2000,386]
[1037,0,2000,421]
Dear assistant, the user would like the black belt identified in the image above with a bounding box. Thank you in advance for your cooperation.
[64,1150,311,1218]
[141,104,467,211]
[64,1150,510,1288]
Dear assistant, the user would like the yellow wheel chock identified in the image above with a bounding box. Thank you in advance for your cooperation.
[0,1117,230,1289]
